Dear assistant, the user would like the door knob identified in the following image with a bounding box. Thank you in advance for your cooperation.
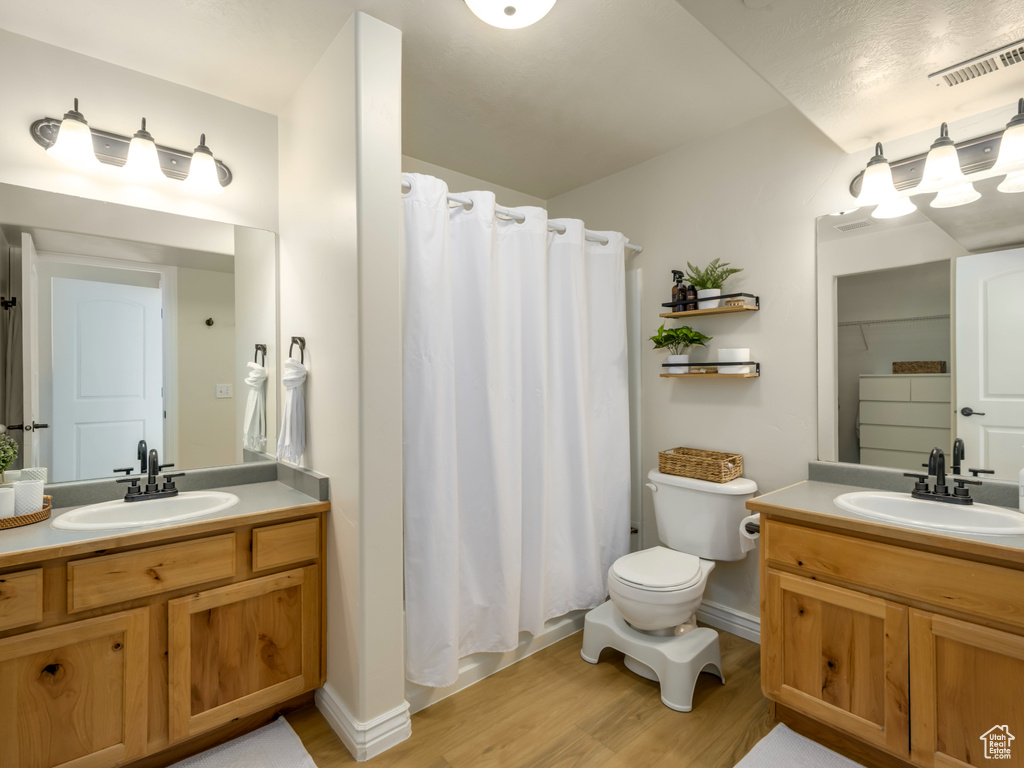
[960,407,986,417]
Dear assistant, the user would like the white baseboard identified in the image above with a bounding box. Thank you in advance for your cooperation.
[696,600,760,644]
[405,610,587,714]
[315,684,411,762]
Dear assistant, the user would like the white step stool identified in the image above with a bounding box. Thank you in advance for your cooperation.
[580,600,724,712]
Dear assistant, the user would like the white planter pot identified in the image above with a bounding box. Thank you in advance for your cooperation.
[718,347,751,374]
[666,353,689,374]
[697,288,722,309]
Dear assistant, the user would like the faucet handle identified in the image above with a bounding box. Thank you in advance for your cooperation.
[161,472,185,492]
[158,462,175,471]
[116,476,143,497]
[969,468,995,477]
[113,467,134,476]
[952,476,982,499]
[904,472,930,492]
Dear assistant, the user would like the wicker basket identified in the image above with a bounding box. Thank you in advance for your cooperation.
[0,496,52,530]
[893,361,947,374]
[658,447,743,484]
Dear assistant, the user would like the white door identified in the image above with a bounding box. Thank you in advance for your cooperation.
[20,233,39,468]
[955,249,1024,480]
[51,278,163,482]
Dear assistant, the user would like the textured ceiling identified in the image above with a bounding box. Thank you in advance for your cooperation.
[676,0,1024,153]
[0,0,786,198]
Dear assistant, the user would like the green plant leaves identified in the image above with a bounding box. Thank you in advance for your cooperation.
[684,258,743,290]
[649,324,713,355]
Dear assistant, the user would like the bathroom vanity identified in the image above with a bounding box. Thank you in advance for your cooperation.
[0,481,328,768]
[751,480,1024,768]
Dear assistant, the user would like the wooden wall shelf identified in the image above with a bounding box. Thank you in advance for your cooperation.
[660,305,758,319]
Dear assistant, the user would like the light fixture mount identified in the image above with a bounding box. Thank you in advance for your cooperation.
[30,116,232,186]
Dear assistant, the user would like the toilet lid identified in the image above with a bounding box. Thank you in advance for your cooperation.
[611,546,703,590]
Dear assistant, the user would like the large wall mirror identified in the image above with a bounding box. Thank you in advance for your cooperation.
[817,175,1024,481]
[0,184,278,483]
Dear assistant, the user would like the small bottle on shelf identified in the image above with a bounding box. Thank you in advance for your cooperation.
[686,284,698,312]
[671,270,685,311]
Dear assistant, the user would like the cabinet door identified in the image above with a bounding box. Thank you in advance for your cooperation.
[910,610,1024,767]
[167,565,319,742]
[764,569,909,756]
[0,608,149,768]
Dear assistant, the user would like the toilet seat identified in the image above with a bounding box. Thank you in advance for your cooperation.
[610,546,702,591]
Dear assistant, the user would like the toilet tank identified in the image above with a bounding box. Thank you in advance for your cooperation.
[646,469,758,561]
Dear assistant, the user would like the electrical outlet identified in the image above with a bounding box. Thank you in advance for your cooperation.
[215,384,232,399]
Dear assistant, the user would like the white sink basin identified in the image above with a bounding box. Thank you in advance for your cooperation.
[52,491,239,531]
[835,491,1024,536]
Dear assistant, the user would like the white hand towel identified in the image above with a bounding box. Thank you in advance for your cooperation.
[276,357,307,464]
[243,362,268,452]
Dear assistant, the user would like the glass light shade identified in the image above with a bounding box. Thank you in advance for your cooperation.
[997,169,1024,193]
[871,196,917,219]
[122,119,166,184]
[46,107,99,167]
[183,141,224,195]
[465,0,556,28]
[918,143,968,192]
[854,153,898,207]
[930,182,981,208]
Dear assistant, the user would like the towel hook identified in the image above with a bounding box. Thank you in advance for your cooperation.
[289,336,305,364]
[254,343,267,366]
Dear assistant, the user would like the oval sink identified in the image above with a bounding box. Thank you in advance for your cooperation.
[835,491,1024,536]
[52,491,240,531]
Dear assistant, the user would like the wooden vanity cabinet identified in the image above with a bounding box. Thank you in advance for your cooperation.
[760,516,1024,768]
[0,504,327,768]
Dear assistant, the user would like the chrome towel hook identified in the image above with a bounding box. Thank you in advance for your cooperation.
[289,336,305,364]
[254,343,267,366]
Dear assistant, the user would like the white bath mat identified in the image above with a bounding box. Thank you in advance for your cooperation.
[168,717,318,768]
[735,724,865,768]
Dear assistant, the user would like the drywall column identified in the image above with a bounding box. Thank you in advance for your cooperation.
[278,11,407,761]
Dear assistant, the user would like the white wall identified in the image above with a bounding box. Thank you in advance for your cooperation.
[278,11,407,756]
[402,156,546,208]
[0,29,278,232]
[177,268,236,469]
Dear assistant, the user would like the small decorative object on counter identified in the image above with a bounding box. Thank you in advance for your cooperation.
[0,487,13,518]
[0,432,17,485]
[685,259,744,310]
[658,446,743,484]
[649,324,712,373]
[686,284,698,311]
[893,360,947,374]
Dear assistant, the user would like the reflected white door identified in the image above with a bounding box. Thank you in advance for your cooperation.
[51,278,163,482]
[955,249,1024,480]
[20,233,39,467]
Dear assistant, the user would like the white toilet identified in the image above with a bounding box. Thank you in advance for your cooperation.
[581,469,758,711]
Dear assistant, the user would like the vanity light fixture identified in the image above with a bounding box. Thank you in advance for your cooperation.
[465,0,556,29]
[917,123,980,208]
[45,99,100,168]
[853,143,917,219]
[992,98,1024,193]
[122,118,166,184]
[31,104,232,192]
[182,134,224,195]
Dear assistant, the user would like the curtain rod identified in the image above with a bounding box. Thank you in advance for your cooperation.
[401,180,643,254]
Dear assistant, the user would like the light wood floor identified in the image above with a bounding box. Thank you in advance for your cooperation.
[287,628,775,767]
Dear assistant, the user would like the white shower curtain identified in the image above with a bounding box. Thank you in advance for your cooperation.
[403,173,631,688]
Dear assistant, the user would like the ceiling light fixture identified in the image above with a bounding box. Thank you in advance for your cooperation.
[45,98,100,168]
[917,123,980,208]
[992,98,1024,193]
[31,106,232,193]
[122,118,166,184]
[853,143,917,219]
[465,0,556,29]
[183,134,224,194]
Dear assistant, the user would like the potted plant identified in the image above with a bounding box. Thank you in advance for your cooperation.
[0,432,17,485]
[685,259,744,309]
[650,324,712,373]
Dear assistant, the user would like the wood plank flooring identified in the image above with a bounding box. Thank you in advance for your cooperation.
[287,628,775,767]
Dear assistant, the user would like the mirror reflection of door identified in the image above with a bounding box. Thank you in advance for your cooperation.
[956,248,1024,481]
[51,277,163,483]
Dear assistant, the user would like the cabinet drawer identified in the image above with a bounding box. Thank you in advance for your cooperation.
[68,534,237,613]
[0,568,43,632]
[765,521,1024,629]
[252,518,319,572]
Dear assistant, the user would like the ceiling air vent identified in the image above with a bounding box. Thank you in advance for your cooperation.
[833,219,873,233]
[930,38,1024,87]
